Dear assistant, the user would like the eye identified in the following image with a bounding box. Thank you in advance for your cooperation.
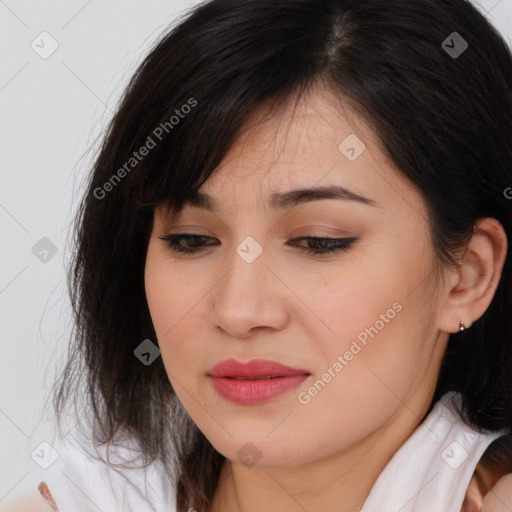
[158,234,358,256]
[287,236,358,256]
[158,233,218,254]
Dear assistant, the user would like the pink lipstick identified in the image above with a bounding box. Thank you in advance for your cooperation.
[208,358,309,405]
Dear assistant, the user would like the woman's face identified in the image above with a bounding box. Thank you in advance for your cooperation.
[144,87,451,467]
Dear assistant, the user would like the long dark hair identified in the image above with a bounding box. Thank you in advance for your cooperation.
[50,1,512,510]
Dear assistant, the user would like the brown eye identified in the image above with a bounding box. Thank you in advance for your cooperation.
[287,237,358,256]
[158,234,218,254]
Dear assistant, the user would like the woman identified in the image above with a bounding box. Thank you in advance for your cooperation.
[7,0,512,510]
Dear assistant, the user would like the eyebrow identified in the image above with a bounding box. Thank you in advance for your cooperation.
[181,185,377,213]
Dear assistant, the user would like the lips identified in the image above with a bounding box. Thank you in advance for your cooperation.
[208,358,309,379]
[208,358,310,405]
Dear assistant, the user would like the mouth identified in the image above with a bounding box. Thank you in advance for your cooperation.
[208,358,310,379]
[227,376,279,380]
[208,359,310,404]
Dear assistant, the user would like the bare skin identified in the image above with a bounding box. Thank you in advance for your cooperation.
[144,84,508,512]
[1,489,56,512]
[480,474,512,511]
[463,459,512,511]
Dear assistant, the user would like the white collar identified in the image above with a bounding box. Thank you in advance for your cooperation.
[360,391,506,511]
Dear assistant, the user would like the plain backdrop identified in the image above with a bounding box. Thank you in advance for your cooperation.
[1,0,511,503]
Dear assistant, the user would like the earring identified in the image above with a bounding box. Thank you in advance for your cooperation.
[458,321,466,332]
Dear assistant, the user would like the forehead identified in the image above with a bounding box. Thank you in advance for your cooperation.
[189,86,405,206]
[156,85,427,225]
[211,86,379,179]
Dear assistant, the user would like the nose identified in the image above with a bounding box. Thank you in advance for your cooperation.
[211,241,289,338]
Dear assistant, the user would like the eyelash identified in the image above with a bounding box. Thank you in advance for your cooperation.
[158,234,358,257]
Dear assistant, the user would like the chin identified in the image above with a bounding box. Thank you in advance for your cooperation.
[209,434,309,468]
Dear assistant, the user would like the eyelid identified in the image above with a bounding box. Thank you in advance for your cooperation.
[289,229,354,239]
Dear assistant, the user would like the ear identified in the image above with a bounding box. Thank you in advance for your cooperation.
[437,217,508,334]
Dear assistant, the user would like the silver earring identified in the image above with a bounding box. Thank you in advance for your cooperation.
[458,321,466,332]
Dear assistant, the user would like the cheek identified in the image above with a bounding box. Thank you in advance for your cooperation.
[144,250,198,373]
[145,261,174,338]
[306,257,413,361]
[303,293,408,409]
[145,277,198,355]
[291,298,425,459]
[145,237,204,337]
[145,277,204,406]
[303,251,436,407]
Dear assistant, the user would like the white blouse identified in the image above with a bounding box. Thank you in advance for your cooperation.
[4,391,507,511]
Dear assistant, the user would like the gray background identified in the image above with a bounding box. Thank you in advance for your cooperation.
[1,0,511,503]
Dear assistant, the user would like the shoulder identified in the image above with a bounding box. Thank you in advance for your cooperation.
[0,487,56,512]
[480,473,512,511]
[27,429,178,512]
[463,430,512,512]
